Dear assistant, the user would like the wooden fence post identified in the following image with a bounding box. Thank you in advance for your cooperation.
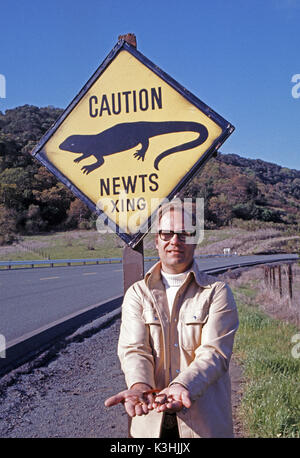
[278,265,282,297]
[269,267,275,289]
[288,264,293,300]
[264,267,268,286]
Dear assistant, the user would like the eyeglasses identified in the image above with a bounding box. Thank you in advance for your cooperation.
[158,230,196,242]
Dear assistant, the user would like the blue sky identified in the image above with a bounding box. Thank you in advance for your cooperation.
[0,0,299,170]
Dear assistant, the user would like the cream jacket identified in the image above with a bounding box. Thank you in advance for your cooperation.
[118,260,239,438]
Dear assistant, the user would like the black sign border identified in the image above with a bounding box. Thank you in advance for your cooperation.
[31,39,235,248]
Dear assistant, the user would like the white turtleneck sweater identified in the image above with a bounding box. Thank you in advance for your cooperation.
[160,269,190,316]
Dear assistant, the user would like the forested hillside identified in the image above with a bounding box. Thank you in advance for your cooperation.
[0,105,299,245]
[0,105,91,244]
[180,152,300,228]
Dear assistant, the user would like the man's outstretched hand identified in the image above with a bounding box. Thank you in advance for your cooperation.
[152,383,191,413]
[104,383,156,417]
[105,382,192,417]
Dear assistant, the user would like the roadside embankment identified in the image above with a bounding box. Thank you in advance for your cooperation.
[226,265,300,438]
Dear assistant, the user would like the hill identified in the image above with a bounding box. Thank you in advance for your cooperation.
[0,105,299,245]
[180,152,300,228]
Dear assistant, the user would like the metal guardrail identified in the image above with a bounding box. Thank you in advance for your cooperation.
[0,254,234,269]
[0,253,298,270]
[202,255,299,274]
[0,256,158,269]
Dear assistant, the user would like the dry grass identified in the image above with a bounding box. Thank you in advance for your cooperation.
[196,227,299,256]
[225,267,300,438]
[224,264,300,329]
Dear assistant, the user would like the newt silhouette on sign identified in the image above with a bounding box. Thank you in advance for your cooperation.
[59,121,208,174]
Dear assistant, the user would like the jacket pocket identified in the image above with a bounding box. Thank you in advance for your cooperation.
[179,309,208,351]
[143,309,160,324]
[143,309,162,356]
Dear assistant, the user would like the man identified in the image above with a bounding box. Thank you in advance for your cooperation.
[105,201,239,438]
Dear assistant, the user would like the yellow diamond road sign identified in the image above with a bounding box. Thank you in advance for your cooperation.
[31,39,234,247]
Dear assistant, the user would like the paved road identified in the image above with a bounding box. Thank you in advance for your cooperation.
[0,254,297,344]
[0,264,124,342]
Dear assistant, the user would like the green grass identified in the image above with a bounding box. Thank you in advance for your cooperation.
[0,228,229,264]
[233,286,300,438]
[0,230,158,265]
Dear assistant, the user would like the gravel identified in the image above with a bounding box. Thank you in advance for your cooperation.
[0,315,128,438]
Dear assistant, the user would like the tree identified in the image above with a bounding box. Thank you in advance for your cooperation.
[0,204,18,245]
[65,199,92,229]
[33,182,74,227]
[24,204,46,234]
[208,194,233,226]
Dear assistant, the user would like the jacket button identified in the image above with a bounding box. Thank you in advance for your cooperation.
[174,343,178,347]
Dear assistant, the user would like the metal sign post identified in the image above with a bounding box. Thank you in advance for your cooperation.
[123,238,144,292]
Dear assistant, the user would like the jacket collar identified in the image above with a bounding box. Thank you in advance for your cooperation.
[145,259,214,289]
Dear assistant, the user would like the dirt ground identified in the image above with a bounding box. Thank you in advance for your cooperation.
[230,358,245,438]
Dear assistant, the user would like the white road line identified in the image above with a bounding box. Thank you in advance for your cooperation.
[40,276,60,281]
[82,272,97,276]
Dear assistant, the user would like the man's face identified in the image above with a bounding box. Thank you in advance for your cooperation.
[155,209,196,274]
